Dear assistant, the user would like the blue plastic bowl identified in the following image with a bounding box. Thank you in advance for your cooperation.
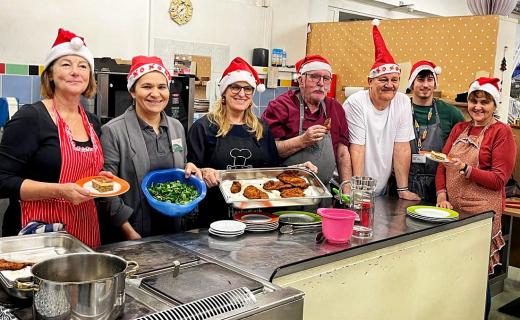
[141,168,207,217]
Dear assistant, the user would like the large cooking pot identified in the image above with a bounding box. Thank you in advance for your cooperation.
[15,253,138,320]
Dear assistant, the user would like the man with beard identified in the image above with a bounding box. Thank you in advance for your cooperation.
[262,55,352,189]
[407,60,464,203]
[343,19,420,199]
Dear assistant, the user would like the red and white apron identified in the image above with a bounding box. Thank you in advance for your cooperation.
[446,123,504,274]
[21,102,104,248]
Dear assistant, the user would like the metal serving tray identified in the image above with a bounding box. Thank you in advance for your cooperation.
[0,232,93,299]
[219,167,332,209]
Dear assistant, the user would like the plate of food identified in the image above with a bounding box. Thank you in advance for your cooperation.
[425,151,450,163]
[76,175,130,197]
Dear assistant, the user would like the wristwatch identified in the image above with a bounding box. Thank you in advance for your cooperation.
[459,163,468,175]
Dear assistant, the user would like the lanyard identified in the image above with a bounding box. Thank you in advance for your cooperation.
[410,98,438,150]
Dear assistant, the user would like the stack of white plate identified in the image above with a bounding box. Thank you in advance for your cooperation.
[209,220,246,238]
[406,205,459,222]
[233,212,279,232]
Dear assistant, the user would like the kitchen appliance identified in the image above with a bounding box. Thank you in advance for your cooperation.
[106,239,303,319]
[252,48,269,67]
[15,253,138,320]
[94,72,195,133]
[3,238,304,319]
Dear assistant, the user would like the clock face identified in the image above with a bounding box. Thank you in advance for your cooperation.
[170,0,193,25]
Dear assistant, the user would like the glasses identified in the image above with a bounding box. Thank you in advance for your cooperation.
[305,73,332,84]
[229,84,255,95]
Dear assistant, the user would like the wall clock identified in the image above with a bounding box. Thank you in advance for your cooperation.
[169,0,193,25]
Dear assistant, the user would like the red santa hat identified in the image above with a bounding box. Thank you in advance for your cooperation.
[44,28,94,73]
[219,57,265,95]
[369,19,400,78]
[468,77,501,106]
[295,55,332,76]
[127,55,171,91]
[408,60,442,89]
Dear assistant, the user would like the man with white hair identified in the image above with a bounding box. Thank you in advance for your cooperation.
[262,55,352,188]
[343,20,420,200]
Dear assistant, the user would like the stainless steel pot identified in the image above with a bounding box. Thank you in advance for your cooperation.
[15,252,138,320]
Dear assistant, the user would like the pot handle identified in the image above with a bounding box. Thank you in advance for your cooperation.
[14,279,39,291]
[125,261,139,278]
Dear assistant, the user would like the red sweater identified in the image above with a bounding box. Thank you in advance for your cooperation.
[436,121,516,201]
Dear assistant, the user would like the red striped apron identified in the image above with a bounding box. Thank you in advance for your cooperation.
[21,102,104,248]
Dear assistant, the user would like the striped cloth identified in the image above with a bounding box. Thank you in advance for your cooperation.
[18,221,65,235]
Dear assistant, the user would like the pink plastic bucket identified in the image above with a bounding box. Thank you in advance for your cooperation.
[317,208,357,244]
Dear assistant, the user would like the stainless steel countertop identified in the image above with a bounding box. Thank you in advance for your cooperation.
[162,196,494,281]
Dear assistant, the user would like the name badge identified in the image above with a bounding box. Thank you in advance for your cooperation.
[171,138,184,153]
[412,154,426,164]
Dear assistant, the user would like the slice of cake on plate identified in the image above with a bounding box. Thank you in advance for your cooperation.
[92,177,114,192]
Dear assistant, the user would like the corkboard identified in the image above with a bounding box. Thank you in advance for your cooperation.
[192,55,211,80]
[307,15,499,102]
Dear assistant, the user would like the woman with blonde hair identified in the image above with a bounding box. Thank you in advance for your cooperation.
[188,57,315,225]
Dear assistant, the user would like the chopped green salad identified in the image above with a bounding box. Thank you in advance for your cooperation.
[148,181,198,205]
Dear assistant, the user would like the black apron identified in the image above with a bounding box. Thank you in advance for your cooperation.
[282,91,336,185]
[408,99,444,204]
[197,125,267,227]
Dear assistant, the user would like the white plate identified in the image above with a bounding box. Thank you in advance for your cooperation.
[208,228,243,235]
[209,228,244,238]
[413,207,452,219]
[210,220,246,233]
[83,180,122,194]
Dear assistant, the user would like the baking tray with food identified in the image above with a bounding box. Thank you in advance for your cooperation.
[219,167,332,209]
[0,232,93,299]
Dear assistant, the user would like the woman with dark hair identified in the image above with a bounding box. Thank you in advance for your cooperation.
[0,28,105,247]
[436,77,516,319]
[100,55,201,241]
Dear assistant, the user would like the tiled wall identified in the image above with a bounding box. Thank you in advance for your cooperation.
[252,87,296,117]
[0,63,44,105]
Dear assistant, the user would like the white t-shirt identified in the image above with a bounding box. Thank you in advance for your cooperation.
[343,90,414,195]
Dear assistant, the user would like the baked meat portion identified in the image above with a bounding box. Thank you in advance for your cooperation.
[263,180,292,191]
[243,185,269,199]
[278,175,309,189]
[323,118,331,130]
[0,259,33,271]
[230,181,242,193]
[280,187,305,198]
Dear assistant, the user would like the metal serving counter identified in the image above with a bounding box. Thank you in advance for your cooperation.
[164,196,494,281]
[163,196,494,319]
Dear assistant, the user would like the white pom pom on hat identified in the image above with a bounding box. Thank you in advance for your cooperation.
[372,19,380,26]
[70,37,84,50]
[434,66,442,75]
[256,83,266,93]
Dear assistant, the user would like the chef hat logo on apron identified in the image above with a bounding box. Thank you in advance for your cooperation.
[227,148,252,170]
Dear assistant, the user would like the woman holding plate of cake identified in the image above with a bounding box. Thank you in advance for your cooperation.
[435,77,516,278]
[100,55,202,241]
[0,28,107,247]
